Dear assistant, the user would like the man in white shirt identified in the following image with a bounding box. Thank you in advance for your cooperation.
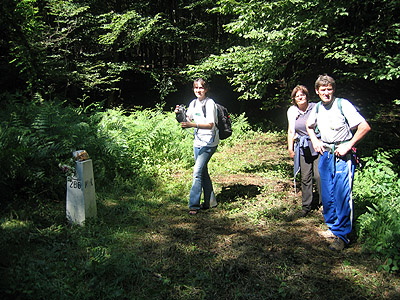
[306,74,371,251]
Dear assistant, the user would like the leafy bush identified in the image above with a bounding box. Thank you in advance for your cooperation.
[0,93,99,209]
[0,94,252,212]
[92,105,195,192]
[354,149,400,272]
[0,97,187,207]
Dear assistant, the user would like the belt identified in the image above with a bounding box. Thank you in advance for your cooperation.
[323,140,350,153]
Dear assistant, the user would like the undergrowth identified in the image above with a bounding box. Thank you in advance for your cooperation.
[354,149,400,273]
[1,92,400,299]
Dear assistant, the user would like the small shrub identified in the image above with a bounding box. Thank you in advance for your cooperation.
[0,94,252,213]
[354,149,400,273]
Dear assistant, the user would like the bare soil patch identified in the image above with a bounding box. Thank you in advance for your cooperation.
[140,132,400,299]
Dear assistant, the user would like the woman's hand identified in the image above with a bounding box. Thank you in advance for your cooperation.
[180,122,193,129]
[287,126,295,159]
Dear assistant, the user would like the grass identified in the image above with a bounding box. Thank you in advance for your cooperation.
[1,131,400,299]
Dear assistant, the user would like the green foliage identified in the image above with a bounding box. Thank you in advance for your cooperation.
[3,0,400,109]
[186,0,329,102]
[0,218,148,300]
[99,11,162,49]
[0,93,99,206]
[0,92,251,209]
[185,0,400,107]
[8,0,46,90]
[354,149,400,273]
[322,1,400,81]
[5,1,145,101]
[92,105,195,184]
[4,0,227,103]
[222,112,253,146]
[185,46,276,102]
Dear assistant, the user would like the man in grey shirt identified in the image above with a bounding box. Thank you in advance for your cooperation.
[306,74,371,251]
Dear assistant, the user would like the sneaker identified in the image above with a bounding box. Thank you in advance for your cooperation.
[328,237,346,251]
[320,229,336,239]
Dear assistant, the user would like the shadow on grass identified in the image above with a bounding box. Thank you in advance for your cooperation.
[137,207,398,300]
[1,191,399,300]
[216,184,261,204]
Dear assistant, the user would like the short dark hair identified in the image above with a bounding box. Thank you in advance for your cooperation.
[315,74,336,91]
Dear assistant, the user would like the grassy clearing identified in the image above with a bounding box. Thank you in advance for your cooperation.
[1,131,399,299]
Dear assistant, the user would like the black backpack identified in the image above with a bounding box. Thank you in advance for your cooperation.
[195,101,232,140]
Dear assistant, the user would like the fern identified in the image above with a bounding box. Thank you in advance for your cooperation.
[354,149,400,273]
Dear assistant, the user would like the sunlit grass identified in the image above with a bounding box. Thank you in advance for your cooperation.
[1,124,400,299]
[1,219,32,230]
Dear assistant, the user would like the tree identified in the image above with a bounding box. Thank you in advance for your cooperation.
[3,0,227,105]
[184,0,400,107]
[98,0,228,100]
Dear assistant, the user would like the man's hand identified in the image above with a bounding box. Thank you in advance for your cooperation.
[334,143,352,157]
[312,139,325,155]
[334,120,371,157]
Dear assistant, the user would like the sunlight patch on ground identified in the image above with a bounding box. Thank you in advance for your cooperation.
[1,219,32,230]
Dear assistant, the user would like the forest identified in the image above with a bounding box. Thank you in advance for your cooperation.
[1,0,400,299]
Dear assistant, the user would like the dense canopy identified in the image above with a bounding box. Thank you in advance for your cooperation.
[1,0,399,107]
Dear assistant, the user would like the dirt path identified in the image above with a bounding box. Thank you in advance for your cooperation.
[142,133,400,299]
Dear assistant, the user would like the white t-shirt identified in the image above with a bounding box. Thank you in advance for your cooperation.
[187,97,219,147]
[306,97,365,144]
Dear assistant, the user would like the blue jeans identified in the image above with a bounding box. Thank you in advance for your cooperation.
[319,151,355,244]
[189,146,217,210]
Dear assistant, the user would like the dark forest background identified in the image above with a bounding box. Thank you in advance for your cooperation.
[1,0,399,115]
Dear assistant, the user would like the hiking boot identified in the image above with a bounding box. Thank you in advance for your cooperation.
[320,229,336,239]
[328,237,346,251]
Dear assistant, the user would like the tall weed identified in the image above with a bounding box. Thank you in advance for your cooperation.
[92,105,195,192]
[354,149,400,272]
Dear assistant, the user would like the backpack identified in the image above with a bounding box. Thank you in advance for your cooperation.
[215,103,233,140]
[194,100,232,140]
